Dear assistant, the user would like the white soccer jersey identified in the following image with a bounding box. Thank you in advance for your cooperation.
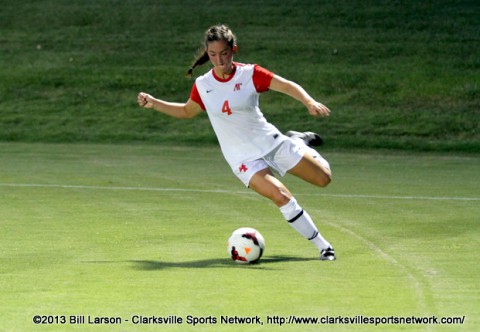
[190,63,287,170]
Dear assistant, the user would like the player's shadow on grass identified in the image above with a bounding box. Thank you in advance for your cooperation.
[130,255,317,270]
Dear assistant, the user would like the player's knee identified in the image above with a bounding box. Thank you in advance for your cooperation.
[314,171,332,187]
[312,154,332,187]
[270,188,292,207]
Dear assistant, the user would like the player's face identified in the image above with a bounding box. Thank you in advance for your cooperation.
[207,40,234,76]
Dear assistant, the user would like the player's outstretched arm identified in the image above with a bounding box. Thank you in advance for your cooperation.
[137,92,203,119]
[269,75,330,118]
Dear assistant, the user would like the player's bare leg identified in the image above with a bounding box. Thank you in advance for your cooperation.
[249,168,292,207]
[288,153,331,187]
[286,130,332,188]
[249,168,335,260]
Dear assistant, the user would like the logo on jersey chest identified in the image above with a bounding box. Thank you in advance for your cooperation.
[205,82,242,95]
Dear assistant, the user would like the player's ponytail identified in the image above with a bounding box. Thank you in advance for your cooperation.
[186,50,209,77]
[186,24,237,78]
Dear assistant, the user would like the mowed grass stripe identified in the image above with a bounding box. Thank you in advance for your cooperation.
[1,182,478,201]
[314,214,430,314]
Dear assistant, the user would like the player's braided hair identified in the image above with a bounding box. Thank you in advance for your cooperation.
[186,24,237,77]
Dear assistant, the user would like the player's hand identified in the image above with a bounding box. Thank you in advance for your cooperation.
[137,92,154,109]
[306,100,331,117]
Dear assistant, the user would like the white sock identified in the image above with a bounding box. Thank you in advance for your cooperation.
[279,198,331,251]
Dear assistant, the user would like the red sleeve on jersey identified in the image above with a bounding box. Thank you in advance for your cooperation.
[190,83,206,110]
[253,65,274,93]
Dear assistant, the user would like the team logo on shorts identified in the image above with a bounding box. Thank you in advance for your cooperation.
[239,164,248,172]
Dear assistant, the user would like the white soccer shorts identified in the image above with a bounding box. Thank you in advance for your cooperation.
[233,138,329,187]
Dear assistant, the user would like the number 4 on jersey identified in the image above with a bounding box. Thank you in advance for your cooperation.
[222,100,232,116]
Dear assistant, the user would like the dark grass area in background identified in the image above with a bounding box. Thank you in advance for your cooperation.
[0,0,478,151]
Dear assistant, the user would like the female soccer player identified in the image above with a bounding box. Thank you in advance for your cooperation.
[137,24,336,260]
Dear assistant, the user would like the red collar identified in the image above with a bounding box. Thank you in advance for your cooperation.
[212,63,237,82]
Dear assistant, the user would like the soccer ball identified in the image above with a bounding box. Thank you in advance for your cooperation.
[227,227,265,264]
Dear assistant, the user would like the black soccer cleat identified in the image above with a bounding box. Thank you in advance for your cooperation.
[320,247,336,261]
[286,130,324,147]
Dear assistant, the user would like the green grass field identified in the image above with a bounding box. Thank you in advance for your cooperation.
[1,0,479,330]
[1,143,478,331]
